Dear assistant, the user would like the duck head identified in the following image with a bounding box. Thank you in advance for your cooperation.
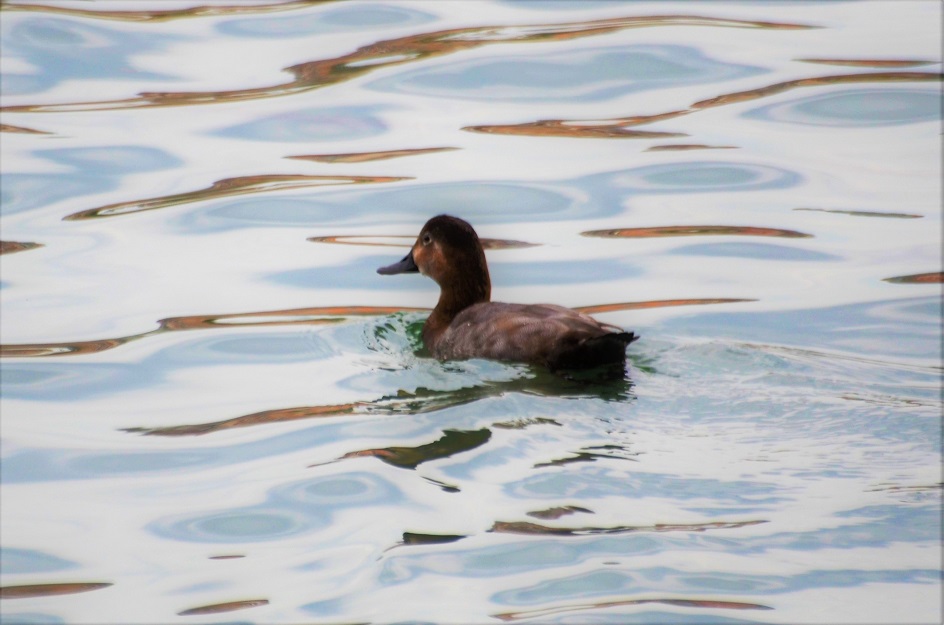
[377,214,491,308]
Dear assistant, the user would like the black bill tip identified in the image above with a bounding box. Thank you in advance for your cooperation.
[377,251,419,275]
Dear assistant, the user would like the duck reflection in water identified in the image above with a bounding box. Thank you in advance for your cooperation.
[378,215,638,381]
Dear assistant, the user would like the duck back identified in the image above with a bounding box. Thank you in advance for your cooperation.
[429,302,637,370]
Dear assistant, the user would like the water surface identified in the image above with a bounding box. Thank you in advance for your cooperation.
[0,1,941,623]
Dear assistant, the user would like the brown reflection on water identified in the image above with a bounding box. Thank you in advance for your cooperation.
[691,71,941,109]
[4,0,329,23]
[64,174,409,221]
[400,532,466,546]
[0,305,425,359]
[0,15,811,113]
[490,518,766,537]
[0,338,132,359]
[533,444,638,468]
[157,305,425,331]
[126,403,363,437]
[0,582,112,599]
[336,428,491,469]
[842,393,938,410]
[494,597,772,622]
[129,385,501,437]
[882,271,943,284]
[465,114,690,140]
[0,240,43,255]
[308,234,538,250]
[582,225,811,239]
[178,599,269,616]
[0,123,52,135]
[466,71,941,139]
[575,299,755,315]
[797,58,937,68]
[527,505,592,520]
[130,368,633,437]
[645,143,737,151]
[288,147,458,163]
[493,417,561,430]
[865,482,943,494]
[794,207,923,219]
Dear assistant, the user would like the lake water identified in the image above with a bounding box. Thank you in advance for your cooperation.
[1,0,941,623]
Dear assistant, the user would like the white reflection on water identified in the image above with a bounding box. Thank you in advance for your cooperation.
[0,0,941,623]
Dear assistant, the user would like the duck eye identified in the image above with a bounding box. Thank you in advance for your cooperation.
[422,233,432,245]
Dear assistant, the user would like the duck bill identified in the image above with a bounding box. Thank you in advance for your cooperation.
[377,251,419,275]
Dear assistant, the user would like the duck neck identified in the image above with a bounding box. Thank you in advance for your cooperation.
[423,274,490,347]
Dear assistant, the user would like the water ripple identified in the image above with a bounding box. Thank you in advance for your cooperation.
[466,71,941,138]
[288,147,458,163]
[367,45,763,103]
[3,0,327,23]
[65,174,409,220]
[603,161,799,193]
[211,106,387,142]
[0,14,812,112]
[218,3,434,37]
[744,87,941,127]
[1,16,183,96]
[150,508,320,544]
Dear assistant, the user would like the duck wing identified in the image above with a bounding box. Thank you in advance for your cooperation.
[433,302,637,369]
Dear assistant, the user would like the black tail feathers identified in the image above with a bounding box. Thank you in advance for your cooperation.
[549,331,639,371]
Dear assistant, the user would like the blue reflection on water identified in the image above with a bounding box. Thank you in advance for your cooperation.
[271,471,402,508]
[0,547,77,575]
[157,332,334,365]
[368,45,764,102]
[1,404,433,484]
[669,241,840,261]
[601,161,801,192]
[217,4,435,37]
[548,613,759,625]
[268,255,641,291]
[211,106,387,143]
[69,450,216,475]
[36,146,181,174]
[183,181,580,230]
[177,161,801,232]
[0,362,145,401]
[0,174,102,217]
[0,331,333,401]
[662,296,942,362]
[150,507,321,544]
[0,615,66,625]
[327,182,577,224]
[377,503,941,589]
[505,465,784,504]
[745,88,942,127]
[0,17,184,95]
[0,146,181,217]
[148,472,402,544]
[498,0,626,8]
[0,448,219,484]
[492,566,939,606]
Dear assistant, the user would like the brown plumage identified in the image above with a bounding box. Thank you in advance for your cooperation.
[377,215,638,371]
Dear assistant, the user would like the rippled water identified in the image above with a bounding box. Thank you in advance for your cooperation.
[1,1,941,623]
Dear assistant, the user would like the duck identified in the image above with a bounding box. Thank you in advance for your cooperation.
[377,215,638,372]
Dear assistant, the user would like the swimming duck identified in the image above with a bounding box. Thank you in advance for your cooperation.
[377,215,638,372]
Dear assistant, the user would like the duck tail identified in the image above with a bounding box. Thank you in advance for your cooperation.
[582,331,638,360]
[550,331,639,371]
[612,331,639,346]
